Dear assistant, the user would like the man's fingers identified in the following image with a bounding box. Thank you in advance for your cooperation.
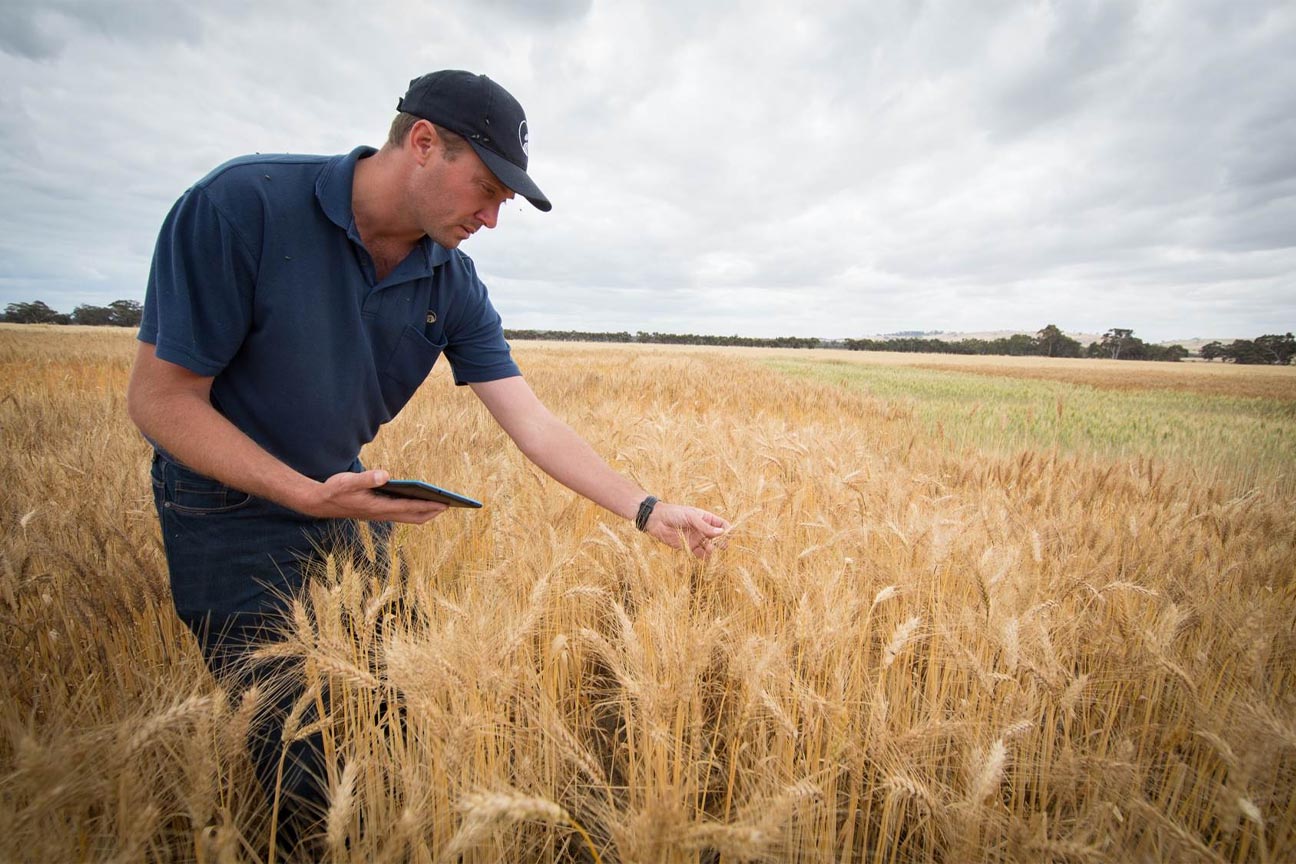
[381,497,448,523]
[691,535,721,559]
[315,469,456,522]
[325,468,389,490]
[689,510,728,536]
[401,502,448,525]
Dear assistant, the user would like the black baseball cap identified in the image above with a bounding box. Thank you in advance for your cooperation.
[397,70,552,212]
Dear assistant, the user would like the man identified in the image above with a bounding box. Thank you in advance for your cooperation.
[127,70,728,854]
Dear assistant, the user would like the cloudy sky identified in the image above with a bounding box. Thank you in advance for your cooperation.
[2,0,1293,342]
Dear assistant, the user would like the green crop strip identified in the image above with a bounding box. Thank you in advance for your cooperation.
[766,358,1296,494]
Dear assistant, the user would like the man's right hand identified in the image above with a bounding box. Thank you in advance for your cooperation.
[300,469,449,523]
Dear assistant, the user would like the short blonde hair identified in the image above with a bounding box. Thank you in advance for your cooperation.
[385,113,469,159]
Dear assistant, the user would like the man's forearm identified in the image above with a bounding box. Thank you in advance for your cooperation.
[131,388,319,510]
[468,376,649,521]
[513,406,729,557]
[468,375,729,557]
[516,416,648,522]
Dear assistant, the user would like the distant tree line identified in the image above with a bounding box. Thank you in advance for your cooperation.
[844,325,1193,361]
[2,299,143,327]
[845,325,1076,357]
[1198,334,1295,365]
[1081,328,1191,362]
[505,329,822,349]
[508,325,1286,363]
[507,324,1294,363]
[505,329,635,343]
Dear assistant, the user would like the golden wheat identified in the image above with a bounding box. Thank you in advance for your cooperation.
[1,327,1294,862]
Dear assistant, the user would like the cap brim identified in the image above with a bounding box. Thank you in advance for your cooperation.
[468,141,552,212]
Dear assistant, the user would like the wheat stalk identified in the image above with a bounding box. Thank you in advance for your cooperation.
[445,790,601,862]
[882,615,922,667]
[326,761,359,856]
[969,738,1008,804]
[123,693,215,758]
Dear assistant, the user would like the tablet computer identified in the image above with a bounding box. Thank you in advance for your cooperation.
[377,479,483,508]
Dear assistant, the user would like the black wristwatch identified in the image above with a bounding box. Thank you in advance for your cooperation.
[635,495,659,532]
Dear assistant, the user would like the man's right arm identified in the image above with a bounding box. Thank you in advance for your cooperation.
[127,340,447,524]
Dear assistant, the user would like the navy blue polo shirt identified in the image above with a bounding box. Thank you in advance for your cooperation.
[139,146,521,479]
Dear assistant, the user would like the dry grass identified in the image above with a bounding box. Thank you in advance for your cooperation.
[2,326,1294,862]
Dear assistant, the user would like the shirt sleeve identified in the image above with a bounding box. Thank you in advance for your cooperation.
[137,185,258,376]
[442,257,522,385]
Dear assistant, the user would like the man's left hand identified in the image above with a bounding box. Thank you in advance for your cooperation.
[644,503,730,559]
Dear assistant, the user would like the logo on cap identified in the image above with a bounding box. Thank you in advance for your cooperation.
[518,120,529,158]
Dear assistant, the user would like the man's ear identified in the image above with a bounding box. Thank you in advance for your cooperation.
[408,119,440,165]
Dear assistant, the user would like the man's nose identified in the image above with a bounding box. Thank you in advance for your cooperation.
[477,201,501,230]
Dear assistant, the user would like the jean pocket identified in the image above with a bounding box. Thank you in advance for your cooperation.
[164,464,253,515]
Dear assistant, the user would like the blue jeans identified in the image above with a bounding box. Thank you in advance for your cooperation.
[150,450,391,856]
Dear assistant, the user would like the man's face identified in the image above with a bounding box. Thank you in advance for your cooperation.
[409,129,515,249]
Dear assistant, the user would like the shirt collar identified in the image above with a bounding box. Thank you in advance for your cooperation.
[315,145,453,274]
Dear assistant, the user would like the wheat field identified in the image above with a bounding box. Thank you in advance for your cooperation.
[2,324,1294,863]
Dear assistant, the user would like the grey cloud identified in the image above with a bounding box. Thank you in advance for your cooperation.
[1207,199,1296,253]
[0,7,59,58]
[475,0,592,26]
[0,0,205,58]
[1223,96,1296,196]
[983,1,1138,138]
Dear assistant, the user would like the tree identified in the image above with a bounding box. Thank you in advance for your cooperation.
[1100,328,1134,359]
[996,333,1032,356]
[72,304,114,326]
[1200,341,1224,361]
[1254,333,1296,365]
[1035,324,1082,358]
[1145,343,1188,362]
[108,299,143,327]
[1222,340,1264,364]
[3,300,67,324]
[1223,334,1296,365]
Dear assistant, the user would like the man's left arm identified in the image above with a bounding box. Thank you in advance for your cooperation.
[469,376,729,558]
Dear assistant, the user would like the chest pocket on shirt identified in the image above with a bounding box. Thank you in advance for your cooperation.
[381,324,447,415]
